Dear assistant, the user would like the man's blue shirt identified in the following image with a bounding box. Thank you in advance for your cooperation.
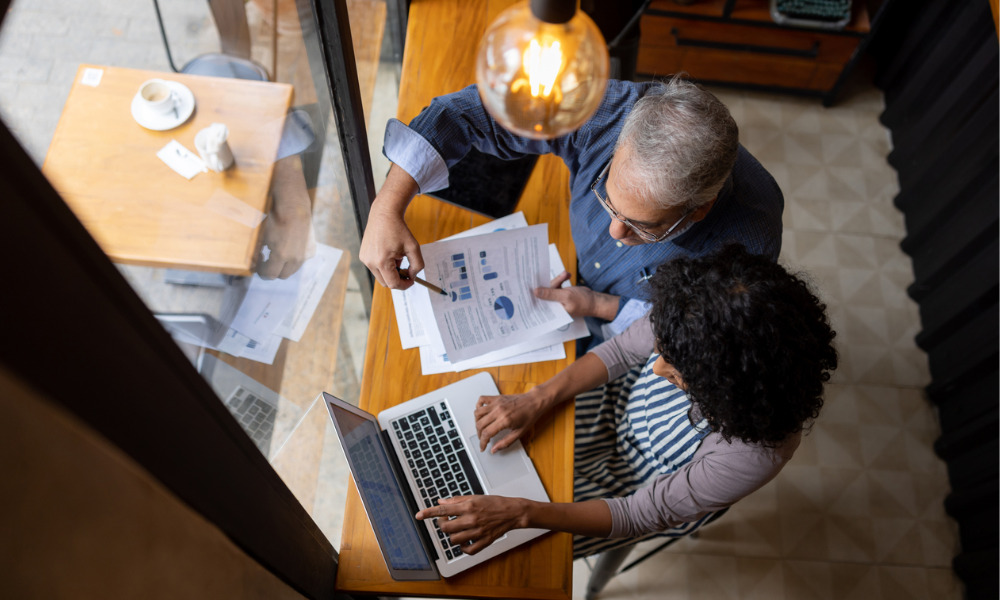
[384,80,784,341]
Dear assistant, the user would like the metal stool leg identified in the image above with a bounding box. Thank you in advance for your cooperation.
[585,545,634,600]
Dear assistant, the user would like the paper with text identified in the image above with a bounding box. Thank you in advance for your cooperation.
[392,212,529,349]
[169,244,342,365]
[422,224,572,363]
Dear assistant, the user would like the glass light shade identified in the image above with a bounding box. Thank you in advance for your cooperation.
[475,1,609,140]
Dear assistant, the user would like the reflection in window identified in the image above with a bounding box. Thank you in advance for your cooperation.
[0,0,401,550]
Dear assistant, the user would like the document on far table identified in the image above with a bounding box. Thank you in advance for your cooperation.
[421,223,572,363]
[168,244,342,365]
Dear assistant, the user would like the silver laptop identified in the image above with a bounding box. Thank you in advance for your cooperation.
[323,371,550,580]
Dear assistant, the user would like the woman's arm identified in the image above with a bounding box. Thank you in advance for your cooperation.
[416,495,612,555]
[606,433,801,538]
[589,313,658,382]
[475,316,659,452]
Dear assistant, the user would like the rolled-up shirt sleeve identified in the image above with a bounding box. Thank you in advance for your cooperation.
[603,433,800,538]
[381,84,597,195]
[383,118,451,193]
[600,297,652,341]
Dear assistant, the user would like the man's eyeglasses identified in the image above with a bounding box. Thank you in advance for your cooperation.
[591,161,691,243]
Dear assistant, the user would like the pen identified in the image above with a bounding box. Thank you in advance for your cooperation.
[399,269,447,296]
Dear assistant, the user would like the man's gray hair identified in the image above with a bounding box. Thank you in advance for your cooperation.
[614,76,739,211]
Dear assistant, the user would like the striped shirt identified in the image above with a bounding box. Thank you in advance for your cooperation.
[590,315,799,538]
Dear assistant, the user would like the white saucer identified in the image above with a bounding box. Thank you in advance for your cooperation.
[131,81,196,131]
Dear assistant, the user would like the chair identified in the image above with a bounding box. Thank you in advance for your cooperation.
[584,508,729,600]
[152,0,270,81]
[150,0,316,159]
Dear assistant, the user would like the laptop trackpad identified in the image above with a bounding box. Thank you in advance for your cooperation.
[469,435,534,490]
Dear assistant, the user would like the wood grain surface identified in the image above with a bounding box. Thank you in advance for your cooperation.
[43,65,293,275]
[337,1,576,598]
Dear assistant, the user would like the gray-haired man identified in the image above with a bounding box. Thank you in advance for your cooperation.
[360,77,783,347]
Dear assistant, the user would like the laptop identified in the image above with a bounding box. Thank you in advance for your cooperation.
[323,371,550,580]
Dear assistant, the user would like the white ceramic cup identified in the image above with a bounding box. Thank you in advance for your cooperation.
[194,123,235,172]
[138,79,180,117]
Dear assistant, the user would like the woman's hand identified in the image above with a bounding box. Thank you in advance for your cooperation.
[415,496,614,553]
[415,495,530,555]
[474,388,552,453]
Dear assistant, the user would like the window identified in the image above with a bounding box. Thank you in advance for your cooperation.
[0,0,400,559]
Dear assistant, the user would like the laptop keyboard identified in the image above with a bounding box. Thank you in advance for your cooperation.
[391,401,484,561]
[224,385,276,455]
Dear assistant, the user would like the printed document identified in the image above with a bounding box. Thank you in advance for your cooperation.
[166,244,342,364]
[390,213,588,373]
[421,224,573,363]
[392,212,529,349]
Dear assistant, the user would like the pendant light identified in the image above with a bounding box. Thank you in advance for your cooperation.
[475,0,609,140]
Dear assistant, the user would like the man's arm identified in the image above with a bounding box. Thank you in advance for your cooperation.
[257,155,315,280]
[361,87,556,289]
[365,83,619,291]
[358,164,423,289]
[533,271,620,321]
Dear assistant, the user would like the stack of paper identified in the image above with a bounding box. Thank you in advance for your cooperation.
[163,244,343,365]
[391,213,588,375]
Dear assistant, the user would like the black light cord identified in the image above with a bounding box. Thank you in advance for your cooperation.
[606,0,653,50]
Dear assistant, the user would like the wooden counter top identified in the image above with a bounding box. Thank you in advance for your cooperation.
[337,1,576,598]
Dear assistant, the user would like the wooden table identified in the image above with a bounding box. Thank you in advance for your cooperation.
[42,65,293,276]
[336,1,576,598]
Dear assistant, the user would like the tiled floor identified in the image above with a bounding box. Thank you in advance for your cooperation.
[568,81,962,599]
[0,2,962,597]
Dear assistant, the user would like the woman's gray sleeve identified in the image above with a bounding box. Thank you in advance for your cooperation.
[603,435,799,538]
[588,314,656,381]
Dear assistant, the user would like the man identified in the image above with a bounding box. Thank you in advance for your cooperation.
[360,76,783,346]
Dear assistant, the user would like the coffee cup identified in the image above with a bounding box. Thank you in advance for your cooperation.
[138,79,180,117]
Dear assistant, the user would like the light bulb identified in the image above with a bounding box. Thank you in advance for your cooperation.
[476,0,609,140]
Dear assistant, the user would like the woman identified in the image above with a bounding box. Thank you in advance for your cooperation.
[416,245,838,557]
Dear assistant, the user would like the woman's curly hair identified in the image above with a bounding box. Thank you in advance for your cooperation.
[646,244,838,447]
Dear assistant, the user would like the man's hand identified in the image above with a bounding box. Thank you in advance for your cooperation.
[258,213,316,279]
[359,203,423,289]
[359,164,422,289]
[533,271,621,320]
[415,495,530,555]
[258,156,315,280]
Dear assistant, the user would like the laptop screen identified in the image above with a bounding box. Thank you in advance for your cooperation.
[325,394,437,578]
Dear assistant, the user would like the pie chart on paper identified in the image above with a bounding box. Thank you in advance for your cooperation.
[493,296,514,320]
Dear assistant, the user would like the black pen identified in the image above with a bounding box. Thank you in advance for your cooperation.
[399,269,447,296]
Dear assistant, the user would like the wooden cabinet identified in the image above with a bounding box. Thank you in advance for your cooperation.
[637,0,872,104]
